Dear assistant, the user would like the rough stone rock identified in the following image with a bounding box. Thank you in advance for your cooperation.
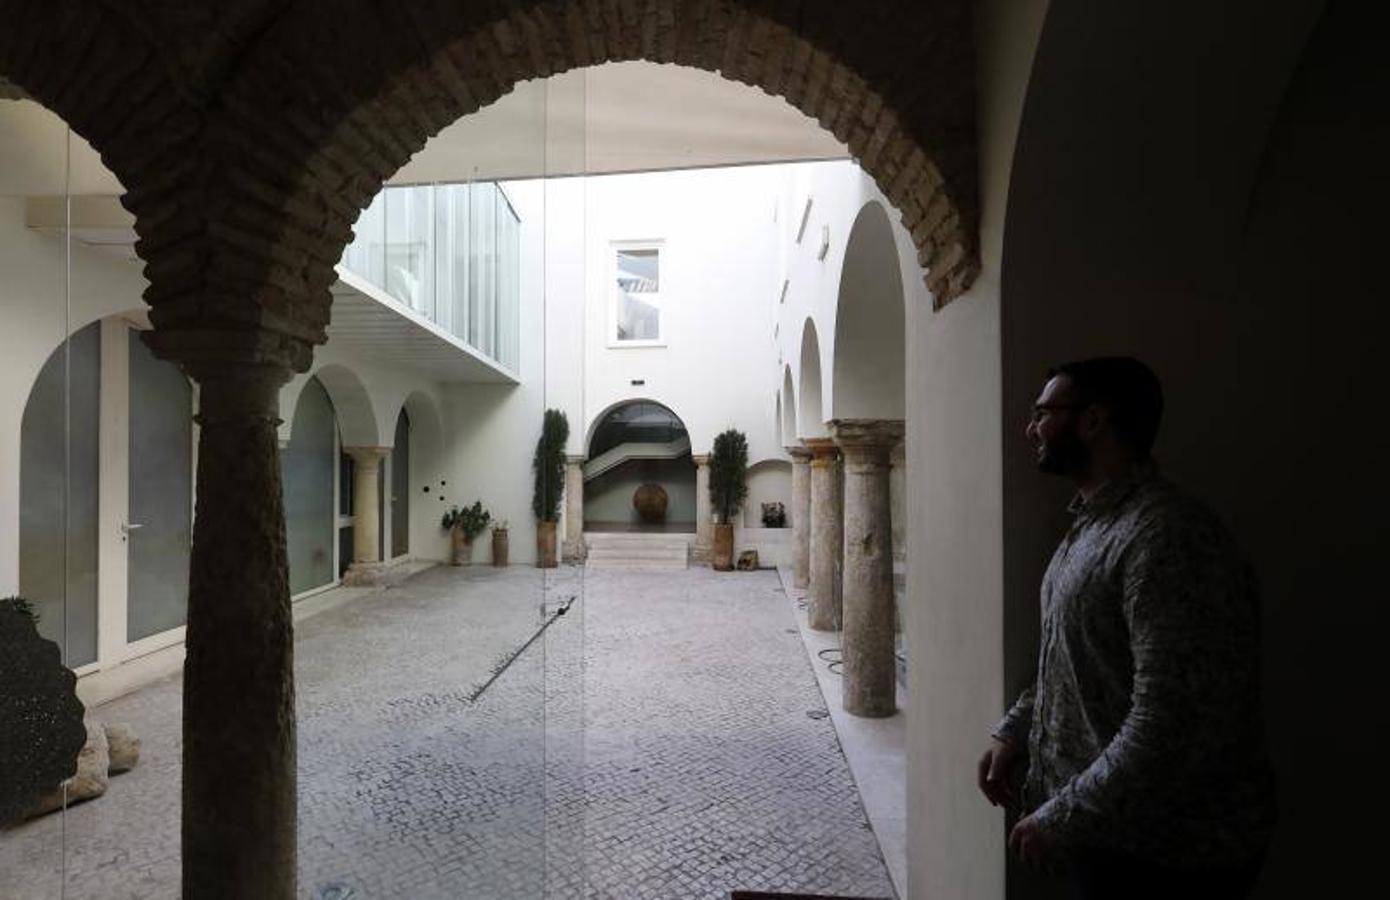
[28,722,110,817]
[104,722,141,773]
[736,550,760,571]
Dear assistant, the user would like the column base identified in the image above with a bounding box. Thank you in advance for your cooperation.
[341,562,386,586]
[562,538,588,564]
[692,540,712,563]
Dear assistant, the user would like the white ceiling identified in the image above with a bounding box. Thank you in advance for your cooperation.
[328,271,519,384]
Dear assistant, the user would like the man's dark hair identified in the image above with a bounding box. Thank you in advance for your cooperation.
[1047,357,1164,456]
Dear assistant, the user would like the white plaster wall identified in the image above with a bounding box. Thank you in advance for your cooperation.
[0,197,148,595]
[743,459,792,528]
[438,180,549,565]
[903,3,1050,898]
[577,166,785,463]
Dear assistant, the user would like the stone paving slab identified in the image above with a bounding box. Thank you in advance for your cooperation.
[0,565,893,899]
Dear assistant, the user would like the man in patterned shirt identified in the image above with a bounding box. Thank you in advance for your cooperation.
[977,357,1276,898]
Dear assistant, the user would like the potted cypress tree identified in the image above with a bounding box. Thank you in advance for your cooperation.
[532,408,569,568]
[708,428,748,571]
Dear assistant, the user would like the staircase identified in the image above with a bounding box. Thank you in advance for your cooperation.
[584,532,690,570]
[583,435,692,481]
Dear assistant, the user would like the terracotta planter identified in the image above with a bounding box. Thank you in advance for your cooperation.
[712,523,735,571]
[450,526,473,566]
[492,529,510,567]
[536,521,558,568]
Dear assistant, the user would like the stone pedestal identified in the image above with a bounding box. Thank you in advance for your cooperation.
[805,438,843,631]
[692,453,712,563]
[342,446,389,585]
[562,456,586,563]
[831,419,905,718]
[788,446,812,588]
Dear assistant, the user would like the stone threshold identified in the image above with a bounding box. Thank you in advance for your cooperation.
[75,559,440,710]
[777,567,907,900]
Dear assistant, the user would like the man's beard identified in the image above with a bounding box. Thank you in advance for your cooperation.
[1037,426,1090,476]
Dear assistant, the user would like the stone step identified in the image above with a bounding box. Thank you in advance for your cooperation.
[583,532,689,570]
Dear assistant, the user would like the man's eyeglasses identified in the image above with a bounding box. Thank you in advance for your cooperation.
[1029,403,1087,424]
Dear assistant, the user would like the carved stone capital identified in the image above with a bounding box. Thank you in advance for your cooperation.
[804,436,840,466]
[830,419,906,467]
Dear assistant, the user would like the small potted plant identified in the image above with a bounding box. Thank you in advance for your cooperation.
[708,428,749,571]
[761,501,787,528]
[532,408,569,568]
[442,500,490,566]
[491,520,510,567]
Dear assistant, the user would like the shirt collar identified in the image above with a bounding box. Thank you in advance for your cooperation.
[1066,459,1160,519]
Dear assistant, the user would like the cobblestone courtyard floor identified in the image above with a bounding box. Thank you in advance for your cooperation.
[1,566,894,899]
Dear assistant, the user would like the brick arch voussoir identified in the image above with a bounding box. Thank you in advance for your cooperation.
[211,0,979,340]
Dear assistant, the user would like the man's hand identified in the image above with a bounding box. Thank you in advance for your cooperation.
[1007,813,1054,869]
[976,736,1020,808]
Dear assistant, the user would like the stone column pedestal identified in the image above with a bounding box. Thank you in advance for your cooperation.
[788,446,812,588]
[805,438,843,631]
[562,455,586,563]
[692,453,712,563]
[831,418,905,718]
[343,446,389,585]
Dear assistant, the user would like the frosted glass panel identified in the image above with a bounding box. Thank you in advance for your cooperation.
[19,321,101,667]
[391,410,410,559]
[283,377,337,596]
[470,182,497,355]
[127,329,192,642]
[384,185,434,316]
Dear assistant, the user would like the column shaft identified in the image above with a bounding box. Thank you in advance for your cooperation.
[788,447,812,588]
[693,454,712,563]
[832,419,904,719]
[806,439,843,631]
[182,364,296,899]
[563,456,585,563]
[344,447,388,584]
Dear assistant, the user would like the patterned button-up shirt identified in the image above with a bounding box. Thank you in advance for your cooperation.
[995,463,1277,868]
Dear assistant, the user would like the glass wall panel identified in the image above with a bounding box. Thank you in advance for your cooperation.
[391,410,410,559]
[384,184,435,317]
[341,191,387,288]
[19,322,100,666]
[126,328,192,641]
[470,181,498,357]
[283,377,337,596]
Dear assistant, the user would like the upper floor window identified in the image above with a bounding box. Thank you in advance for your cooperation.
[613,243,664,344]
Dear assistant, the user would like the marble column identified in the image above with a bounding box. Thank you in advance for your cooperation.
[805,438,843,631]
[180,359,297,898]
[832,418,905,718]
[788,446,812,588]
[562,455,586,563]
[343,446,389,585]
[692,453,712,563]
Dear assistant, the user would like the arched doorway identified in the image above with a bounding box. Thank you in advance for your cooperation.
[584,399,695,533]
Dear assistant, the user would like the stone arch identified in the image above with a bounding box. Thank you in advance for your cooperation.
[797,318,826,438]
[781,365,798,447]
[584,396,690,456]
[831,200,906,420]
[308,363,378,447]
[743,457,793,528]
[132,0,977,373]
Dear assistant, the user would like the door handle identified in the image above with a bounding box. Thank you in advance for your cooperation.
[120,522,144,541]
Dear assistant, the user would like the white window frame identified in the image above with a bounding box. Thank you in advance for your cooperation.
[609,240,667,348]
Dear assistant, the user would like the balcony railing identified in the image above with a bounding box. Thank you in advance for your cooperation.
[339,181,521,373]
